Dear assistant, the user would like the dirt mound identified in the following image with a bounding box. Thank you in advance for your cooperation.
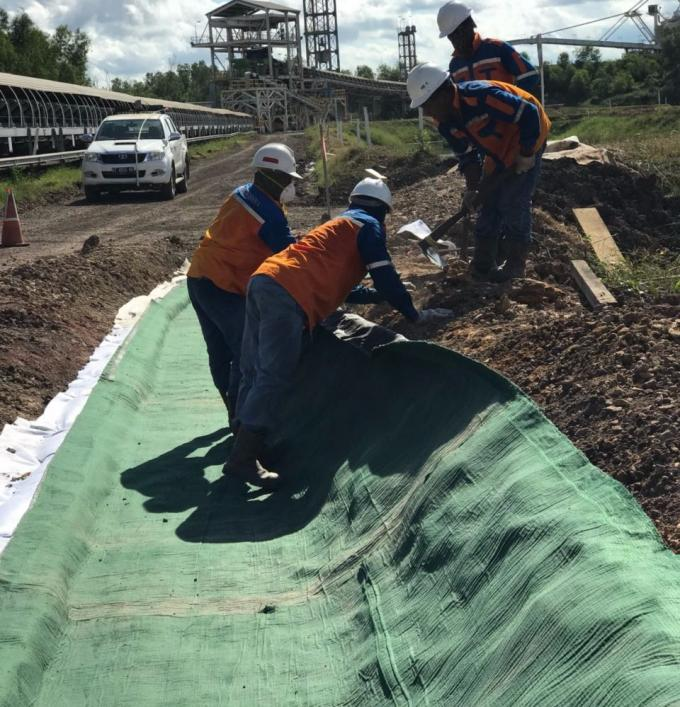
[536,159,680,252]
[309,148,455,205]
[0,238,188,427]
[349,165,680,551]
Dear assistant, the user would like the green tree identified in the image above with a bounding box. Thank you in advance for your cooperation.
[10,13,53,77]
[0,11,91,85]
[591,77,610,101]
[355,64,375,80]
[0,11,17,73]
[611,71,633,95]
[377,63,401,81]
[574,45,602,75]
[567,69,591,104]
[660,25,680,100]
[51,25,90,84]
[557,52,571,69]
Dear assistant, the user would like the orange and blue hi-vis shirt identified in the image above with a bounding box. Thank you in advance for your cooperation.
[450,33,539,92]
[254,206,419,329]
[188,183,295,296]
[438,80,551,175]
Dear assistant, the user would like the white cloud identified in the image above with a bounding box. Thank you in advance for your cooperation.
[2,0,666,84]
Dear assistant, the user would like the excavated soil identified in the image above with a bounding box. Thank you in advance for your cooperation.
[0,241,188,423]
[1,141,679,551]
[351,159,680,551]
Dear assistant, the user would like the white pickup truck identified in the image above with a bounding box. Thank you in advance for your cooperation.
[81,113,190,201]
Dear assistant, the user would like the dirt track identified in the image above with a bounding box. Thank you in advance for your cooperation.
[0,137,305,269]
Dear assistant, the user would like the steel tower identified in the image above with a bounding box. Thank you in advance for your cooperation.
[303,0,340,72]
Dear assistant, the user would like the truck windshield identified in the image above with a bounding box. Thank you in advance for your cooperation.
[96,119,164,141]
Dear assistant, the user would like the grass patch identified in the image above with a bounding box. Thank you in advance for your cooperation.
[305,119,443,190]
[0,165,81,210]
[599,250,680,297]
[189,133,256,160]
[551,105,680,194]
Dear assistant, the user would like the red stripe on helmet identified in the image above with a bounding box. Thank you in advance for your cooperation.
[263,156,279,164]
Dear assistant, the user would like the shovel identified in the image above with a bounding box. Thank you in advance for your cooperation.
[420,170,511,255]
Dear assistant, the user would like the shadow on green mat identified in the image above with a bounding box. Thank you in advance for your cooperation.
[120,330,489,544]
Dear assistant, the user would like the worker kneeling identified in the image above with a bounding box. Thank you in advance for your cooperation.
[186,143,300,423]
[407,63,551,282]
[224,178,452,489]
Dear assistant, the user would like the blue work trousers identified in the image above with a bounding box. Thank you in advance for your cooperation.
[237,275,307,435]
[187,276,245,412]
[475,150,543,246]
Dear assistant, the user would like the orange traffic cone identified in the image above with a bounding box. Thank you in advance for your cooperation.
[0,189,29,248]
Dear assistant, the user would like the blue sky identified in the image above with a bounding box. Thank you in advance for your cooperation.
[6,1,672,86]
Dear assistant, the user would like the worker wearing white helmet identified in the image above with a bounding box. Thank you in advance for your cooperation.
[187,142,301,424]
[437,2,539,91]
[407,62,551,282]
[224,178,452,489]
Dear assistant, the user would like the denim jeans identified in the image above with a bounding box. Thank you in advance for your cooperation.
[237,275,307,435]
[187,276,245,412]
[475,149,544,246]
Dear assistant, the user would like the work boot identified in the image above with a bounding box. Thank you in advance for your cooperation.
[223,427,281,490]
[489,242,530,283]
[470,237,499,280]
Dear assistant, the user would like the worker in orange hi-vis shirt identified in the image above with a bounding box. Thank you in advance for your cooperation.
[437,2,539,91]
[186,143,301,425]
[408,63,550,283]
[223,178,454,490]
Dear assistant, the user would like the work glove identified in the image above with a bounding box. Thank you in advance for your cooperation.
[515,153,536,175]
[417,308,454,323]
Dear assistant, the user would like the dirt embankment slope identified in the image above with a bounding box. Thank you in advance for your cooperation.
[346,158,680,550]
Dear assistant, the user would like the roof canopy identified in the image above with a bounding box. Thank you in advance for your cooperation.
[208,1,299,18]
[0,72,249,117]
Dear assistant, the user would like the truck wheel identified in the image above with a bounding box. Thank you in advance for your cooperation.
[84,186,101,202]
[176,158,189,194]
[161,165,176,200]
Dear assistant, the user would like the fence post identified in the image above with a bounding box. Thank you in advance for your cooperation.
[356,118,361,141]
[336,117,344,145]
[320,122,332,218]
[537,34,545,106]
[418,108,425,150]
[363,107,372,147]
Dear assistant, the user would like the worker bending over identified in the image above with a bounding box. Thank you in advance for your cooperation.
[187,143,300,422]
[437,2,539,91]
[225,178,452,489]
[407,63,551,281]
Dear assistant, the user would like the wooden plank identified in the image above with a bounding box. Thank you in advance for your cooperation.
[573,207,626,267]
[569,259,617,309]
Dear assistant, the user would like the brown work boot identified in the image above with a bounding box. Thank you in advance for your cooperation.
[470,236,499,280]
[489,242,529,282]
[223,427,281,490]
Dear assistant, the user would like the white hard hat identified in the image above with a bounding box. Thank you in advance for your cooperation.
[437,2,473,38]
[252,143,302,179]
[407,63,451,109]
[350,178,393,210]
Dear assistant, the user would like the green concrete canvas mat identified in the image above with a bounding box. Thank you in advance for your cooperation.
[1,283,679,706]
